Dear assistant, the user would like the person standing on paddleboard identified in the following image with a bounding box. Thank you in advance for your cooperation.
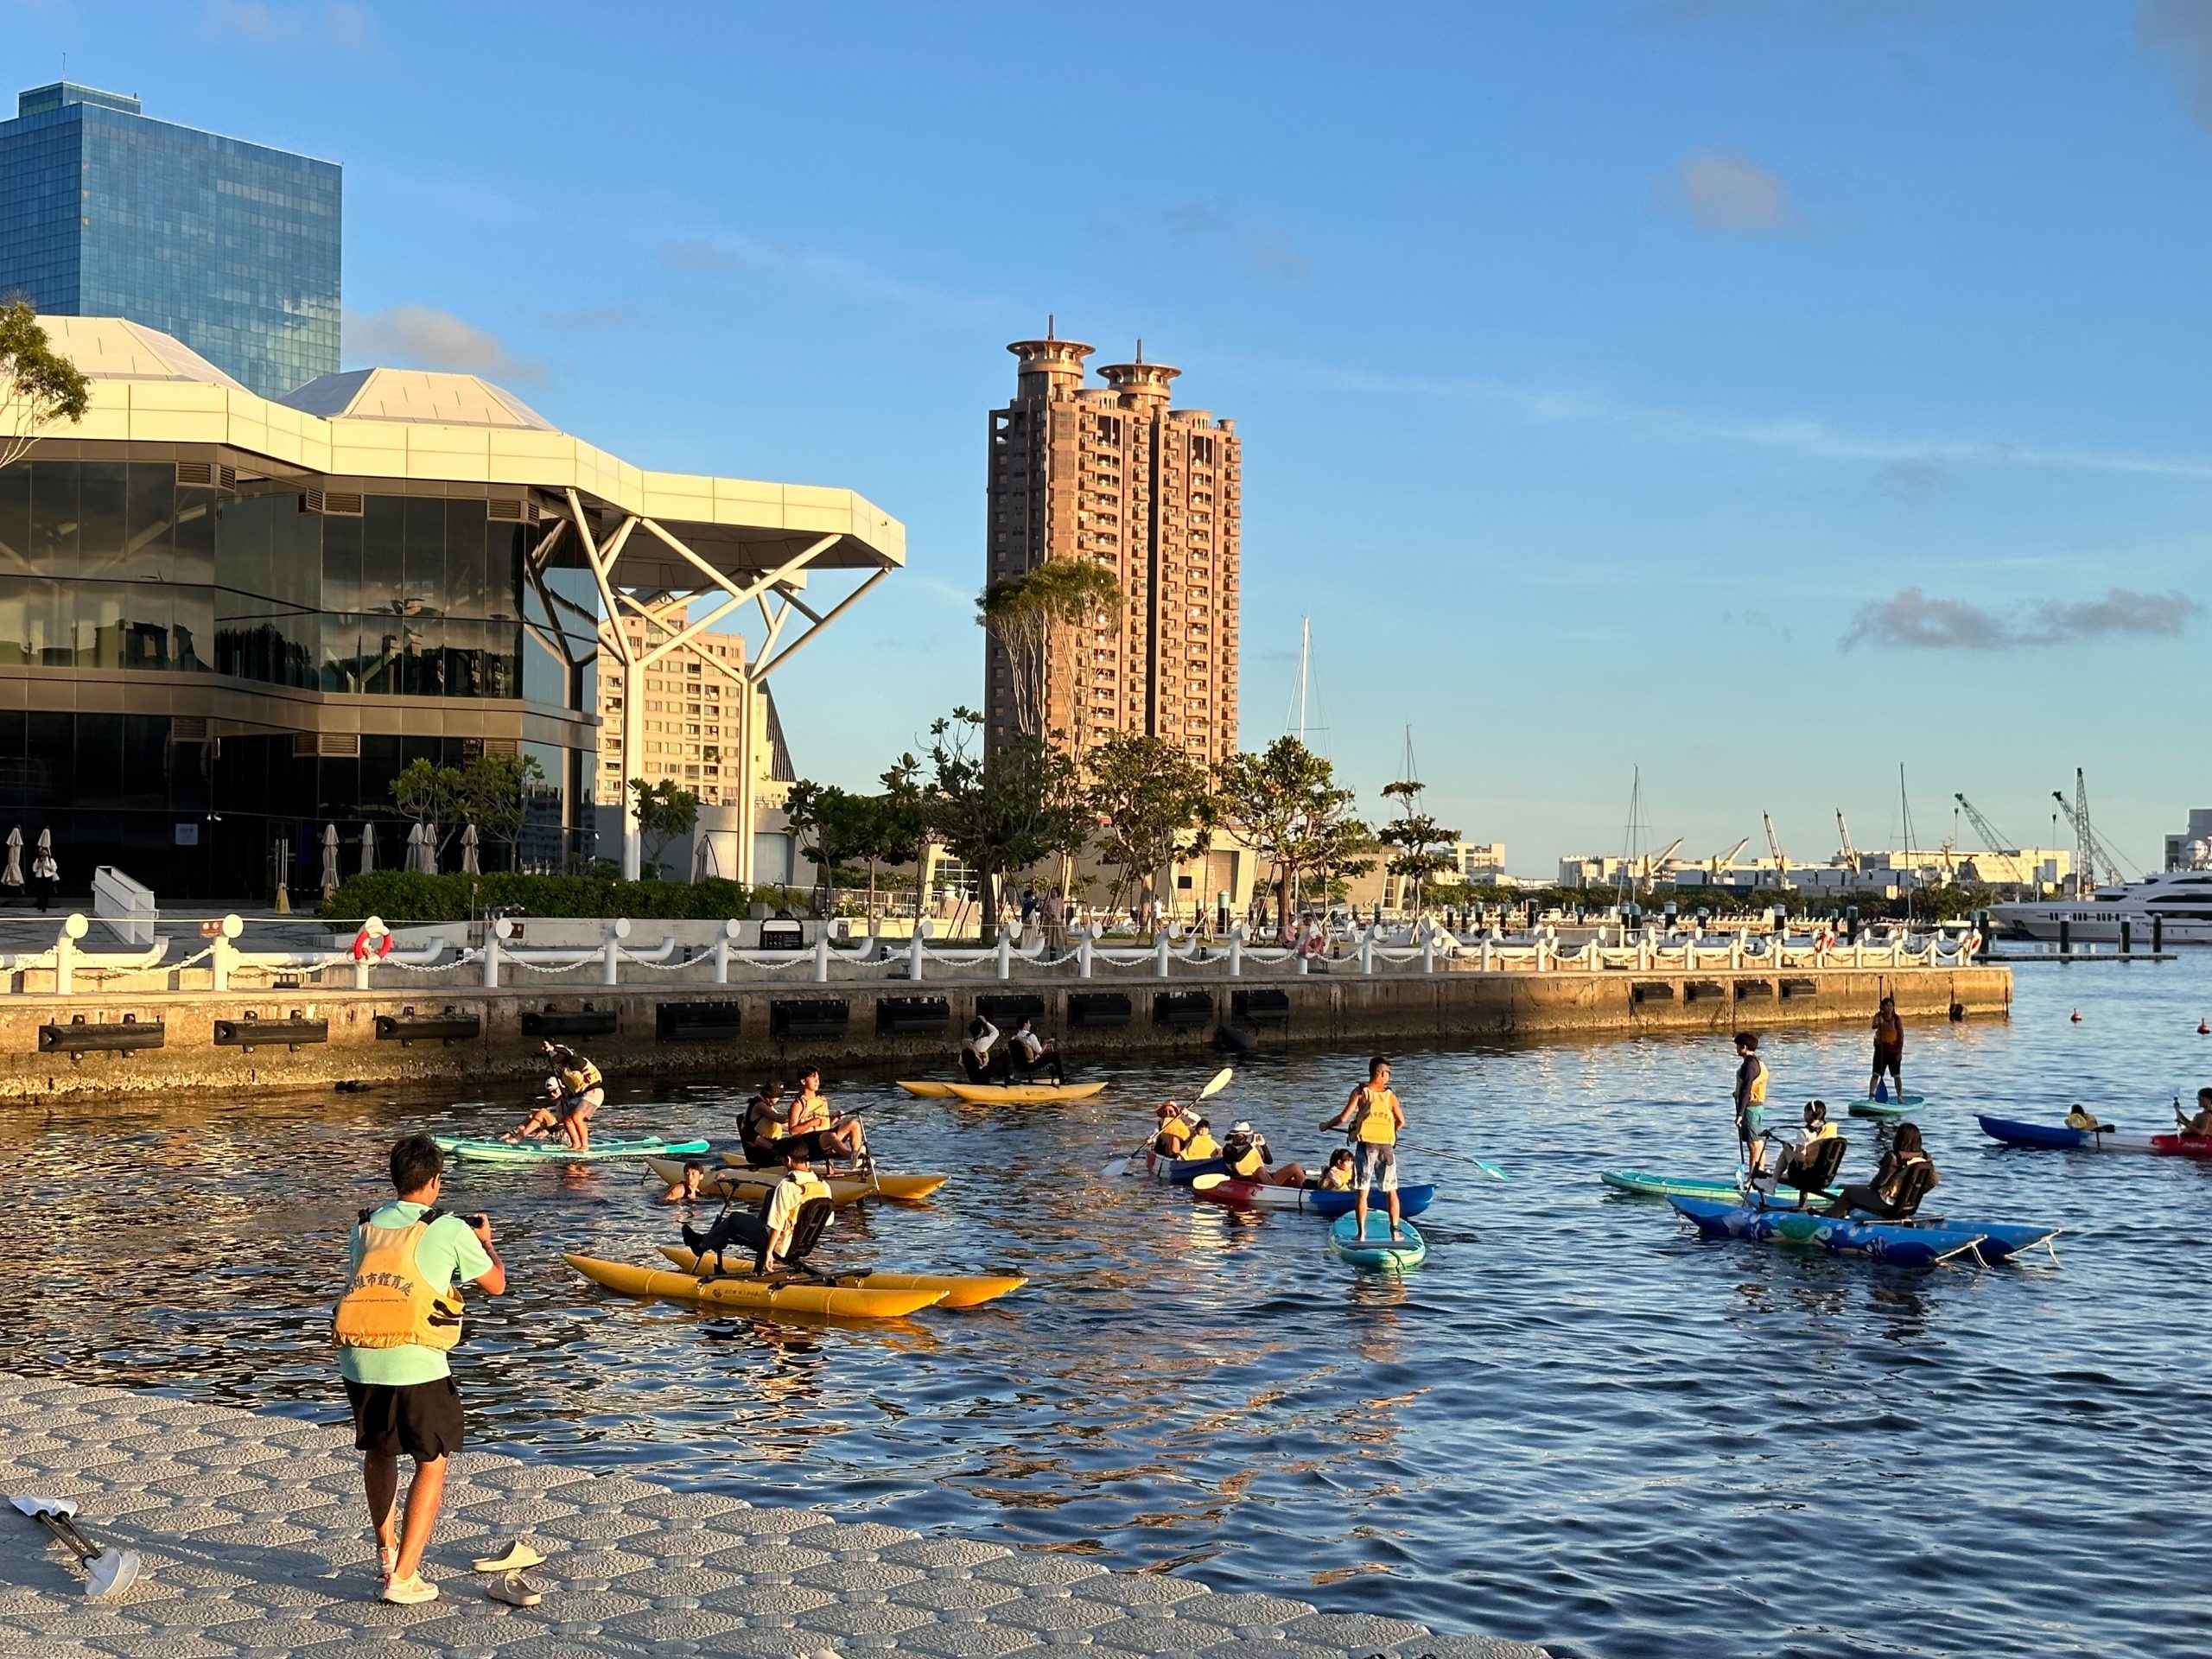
[334,1135,505,1605]
[1868,996,1904,1101]
[1732,1032,1770,1173]
[1320,1056,1407,1241]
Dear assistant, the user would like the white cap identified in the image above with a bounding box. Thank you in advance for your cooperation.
[1230,1121,1252,1135]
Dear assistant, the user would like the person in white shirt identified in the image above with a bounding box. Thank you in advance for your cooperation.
[1007,1017,1065,1084]
[959,1017,1006,1084]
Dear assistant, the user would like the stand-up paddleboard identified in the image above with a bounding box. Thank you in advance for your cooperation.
[1329,1211,1427,1271]
[1848,1096,1925,1120]
[437,1135,709,1164]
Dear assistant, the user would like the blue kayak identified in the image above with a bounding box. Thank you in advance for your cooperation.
[1131,1148,1229,1184]
[1329,1211,1427,1270]
[1191,1173,1437,1217]
[1668,1196,2058,1267]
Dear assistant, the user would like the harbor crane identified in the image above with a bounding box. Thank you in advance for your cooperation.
[1640,836,1683,886]
[1835,810,1861,874]
[1709,836,1750,874]
[1763,812,1793,890]
[2052,769,2138,895]
[1955,792,2028,889]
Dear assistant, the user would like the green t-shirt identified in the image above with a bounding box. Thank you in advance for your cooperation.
[339,1200,494,1388]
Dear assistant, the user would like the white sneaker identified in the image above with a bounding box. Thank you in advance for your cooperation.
[383,1573,438,1605]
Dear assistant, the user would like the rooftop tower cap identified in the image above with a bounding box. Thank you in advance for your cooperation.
[18,82,141,118]
[1008,319,1094,398]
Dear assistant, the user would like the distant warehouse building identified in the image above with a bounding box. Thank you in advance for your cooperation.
[0,317,901,899]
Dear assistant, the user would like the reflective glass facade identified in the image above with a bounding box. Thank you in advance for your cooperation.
[0,84,340,398]
[0,458,599,899]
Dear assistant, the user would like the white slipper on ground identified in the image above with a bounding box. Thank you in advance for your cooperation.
[486,1572,543,1607]
[471,1540,545,1573]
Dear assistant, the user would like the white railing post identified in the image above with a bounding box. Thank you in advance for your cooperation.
[211,913,243,992]
[1421,921,1437,975]
[715,918,738,984]
[1154,930,1171,977]
[1359,925,1376,976]
[1480,937,1495,972]
[907,920,928,982]
[55,914,86,994]
[814,928,832,984]
[604,918,630,987]
[1076,924,1094,980]
[995,925,1013,981]
[483,920,502,989]
[1228,924,1244,978]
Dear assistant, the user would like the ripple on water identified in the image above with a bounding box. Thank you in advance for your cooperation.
[4,962,2212,1656]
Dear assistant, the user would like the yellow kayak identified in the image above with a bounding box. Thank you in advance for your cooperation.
[944,1080,1109,1105]
[895,1080,959,1098]
[714,1157,947,1201]
[566,1253,944,1319]
[656,1246,1025,1309]
[643,1156,942,1205]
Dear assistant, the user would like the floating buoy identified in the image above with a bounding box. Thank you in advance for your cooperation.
[2069,1008,2082,1024]
[2198,1019,2209,1035]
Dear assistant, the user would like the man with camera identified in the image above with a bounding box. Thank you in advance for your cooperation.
[334,1135,505,1605]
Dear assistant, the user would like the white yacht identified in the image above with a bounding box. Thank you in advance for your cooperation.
[1991,868,2212,945]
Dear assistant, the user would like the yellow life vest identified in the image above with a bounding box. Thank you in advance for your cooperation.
[1319,1165,1354,1192]
[764,1170,833,1236]
[1225,1143,1265,1179]
[1351,1086,1399,1147]
[1744,1061,1768,1106]
[562,1058,603,1094]
[333,1211,464,1351]
[1183,1131,1219,1160]
[785,1094,831,1137]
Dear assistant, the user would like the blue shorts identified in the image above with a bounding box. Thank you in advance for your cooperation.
[1351,1141,1397,1192]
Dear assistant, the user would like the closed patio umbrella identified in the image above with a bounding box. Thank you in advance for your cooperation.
[419,821,438,874]
[460,822,480,875]
[36,827,50,856]
[404,822,426,874]
[3,827,20,890]
[321,823,340,891]
[359,822,377,875]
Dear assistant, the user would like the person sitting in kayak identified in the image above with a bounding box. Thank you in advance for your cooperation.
[738,1079,791,1168]
[658,1161,711,1204]
[1868,996,1904,1101]
[1219,1122,1307,1187]
[1007,1018,1066,1085]
[2176,1088,2212,1136]
[778,1065,868,1167]
[1153,1102,1198,1157]
[1181,1117,1221,1161]
[1757,1101,1838,1195]
[959,1018,1007,1085]
[1822,1120,1938,1221]
[2065,1104,2113,1132]
[1732,1033,1770,1173]
[683,1145,833,1276]
[1304,1149,1357,1192]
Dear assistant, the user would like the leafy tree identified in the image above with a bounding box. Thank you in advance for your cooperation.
[868,753,930,931]
[454,753,545,868]
[1085,733,1218,913]
[1215,736,1376,933]
[391,758,462,866]
[0,302,92,471]
[785,779,882,918]
[627,777,699,879]
[922,709,1085,933]
[976,558,1125,745]
[1377,778,1459,914]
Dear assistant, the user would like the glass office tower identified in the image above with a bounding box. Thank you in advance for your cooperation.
[0,82,340,398]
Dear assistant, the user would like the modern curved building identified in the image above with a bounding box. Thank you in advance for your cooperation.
[0,316,903,899]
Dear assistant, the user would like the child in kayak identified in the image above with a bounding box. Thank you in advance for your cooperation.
[1219,1123,1307,1187]
[2065,1104,2113,1132]
[1823,1121,1937,1221]
[1304,1149,1357,1192]
[1182,1117,1221,1161]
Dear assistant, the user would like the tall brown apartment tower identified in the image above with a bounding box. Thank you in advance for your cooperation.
[985,328,1241,766]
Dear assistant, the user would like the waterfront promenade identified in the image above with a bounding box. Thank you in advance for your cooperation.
[0,911,2004,1099]
[0,1374,1542,1659]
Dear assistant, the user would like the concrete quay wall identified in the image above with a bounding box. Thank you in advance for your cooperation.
[0,963,2008,1101]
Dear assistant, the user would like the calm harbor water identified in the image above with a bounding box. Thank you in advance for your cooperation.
[5,960,2211,1659]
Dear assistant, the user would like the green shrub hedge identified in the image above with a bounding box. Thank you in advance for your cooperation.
[319,870,781,923]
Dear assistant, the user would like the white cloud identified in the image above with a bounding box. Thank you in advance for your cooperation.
[200,0,372,49]
[1159,204,1313,278]
[1660,148,1798,234]
[2140,0,2212,130]
[1840,586,2202,650]
[345,306,546,384]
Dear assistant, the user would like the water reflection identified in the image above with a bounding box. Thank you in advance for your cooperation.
[3,963,2209,1657]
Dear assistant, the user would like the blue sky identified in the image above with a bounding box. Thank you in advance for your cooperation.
[14,0,2211,873]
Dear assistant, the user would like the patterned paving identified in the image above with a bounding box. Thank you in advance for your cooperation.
[0,1376,1547,1659]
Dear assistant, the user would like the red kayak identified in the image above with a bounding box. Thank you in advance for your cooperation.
[1977,1115,2212,1159]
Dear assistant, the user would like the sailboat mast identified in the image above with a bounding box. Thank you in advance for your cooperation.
[1294,618,1310,745]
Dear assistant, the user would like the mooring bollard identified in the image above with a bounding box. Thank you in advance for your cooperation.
[210,913,243,992]
[55,914,87,994]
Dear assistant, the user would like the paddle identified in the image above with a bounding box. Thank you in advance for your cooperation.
[1402,1143,1509,1182]
[1102,1067,1235,1176]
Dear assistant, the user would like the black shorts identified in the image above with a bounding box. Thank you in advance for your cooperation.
[345,1376,464,1461]
[1872,1045,1903,1077]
